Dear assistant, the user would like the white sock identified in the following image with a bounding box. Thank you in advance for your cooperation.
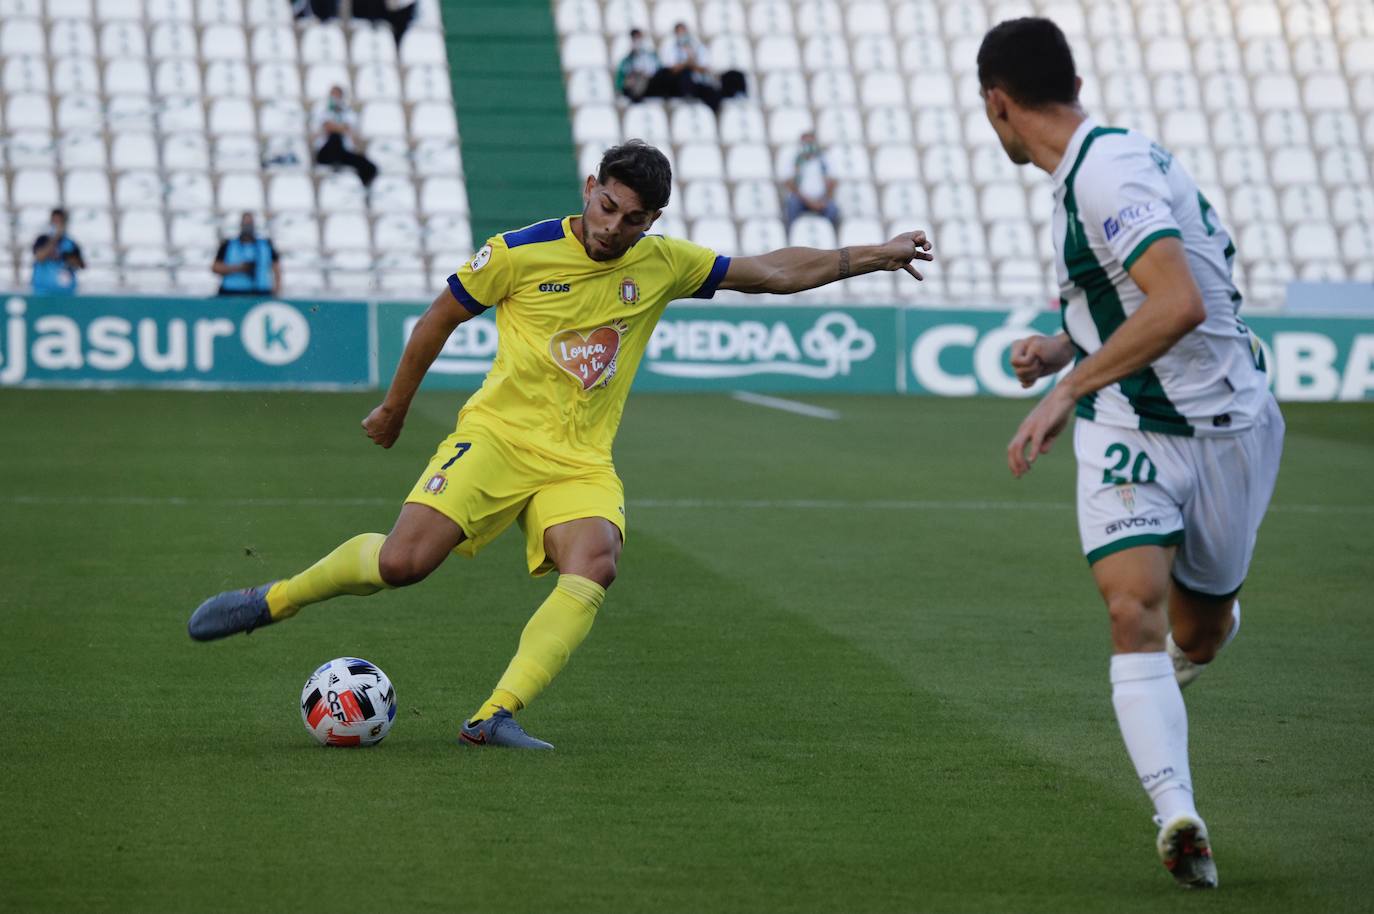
[1110,652,1198,821]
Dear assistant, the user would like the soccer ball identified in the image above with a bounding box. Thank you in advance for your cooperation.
[300,657,397,747]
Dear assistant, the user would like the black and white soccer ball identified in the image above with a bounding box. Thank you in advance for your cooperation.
[300,657,397,747]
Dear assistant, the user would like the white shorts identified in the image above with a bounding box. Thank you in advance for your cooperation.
[1074,395,1285,596]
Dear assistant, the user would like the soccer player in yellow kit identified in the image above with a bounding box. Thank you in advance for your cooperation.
[189,141,933,748]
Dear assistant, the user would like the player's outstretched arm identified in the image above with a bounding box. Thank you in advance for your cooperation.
[717,230,933,294]
[363,286,474,448]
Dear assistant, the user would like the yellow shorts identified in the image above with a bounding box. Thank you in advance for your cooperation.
[404,429,626,576]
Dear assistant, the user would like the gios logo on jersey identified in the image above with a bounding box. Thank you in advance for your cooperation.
[539,282,571,293]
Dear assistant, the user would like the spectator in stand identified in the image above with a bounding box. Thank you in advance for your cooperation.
[781,131,840,228]
[313,85,379,188]
[31,208,85,295]
[212,212,281,297]
[663,22,746,113]
[664,22,720,112]
[615,28,673,103]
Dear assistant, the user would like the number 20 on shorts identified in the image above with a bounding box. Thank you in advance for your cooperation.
[1103,442,1157,485]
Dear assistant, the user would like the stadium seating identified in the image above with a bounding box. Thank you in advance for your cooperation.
[1,1,466,297]
[558,0,1374,305]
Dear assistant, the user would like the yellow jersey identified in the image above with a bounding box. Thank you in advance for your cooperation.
[446,215,729,464]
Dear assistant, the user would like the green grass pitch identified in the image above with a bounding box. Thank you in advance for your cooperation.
[2,388,1371,913]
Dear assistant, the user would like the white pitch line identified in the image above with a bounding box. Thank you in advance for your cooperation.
[0,494,1370,515]
[731,391,841,420]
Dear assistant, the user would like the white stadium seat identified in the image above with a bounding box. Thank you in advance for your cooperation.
[699,0,745,38]
[788,214,836,249]
[374,213,423,251]
[816,107,864,145]
[118,209,166,247]
[880,182,928,223]
[803,34,849,71]
[555,0,601,33]
[849,35,898,74]
[719,105,767,144]
[561,32,607,68]
[361,101,408,138]
[322,213,371,253]
[738,217,787,255]
[573,105,619,144]
[708,34,753,71]
[690,217,737,253]
[63,169,112,209]
[251,23,296,62]
[677,144,725,181]
[369,176,418,214]
[733,180,781,218]
[205,60,253,97]
[217,173,265,212]
[980,184,1028,222]
[721,144,769,181]
[300,22,347,64]
[1290,223,1340,263]
[399,29,447,67]
[873,145,920,182]
[755,35,801,72]
[810,71,857,108]
[420,178,468,216]
[1331,186,1374,227]
[59,131,108,169]
[208,98,256,135]
[53,58,100,94]
[201,23,247,60]
[351,25,398,66]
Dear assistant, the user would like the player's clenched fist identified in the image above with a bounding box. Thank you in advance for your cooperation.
[1010,333,1075,388]
[362,403,406,448]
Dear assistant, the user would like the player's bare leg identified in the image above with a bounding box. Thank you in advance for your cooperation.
[1094,546,1218,889]
[1165,579,1241,688]
[460,518,621,750]
[376,503,466,586]
[187,503,463,641]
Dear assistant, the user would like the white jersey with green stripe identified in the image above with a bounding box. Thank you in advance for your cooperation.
[1052,118,1269,437]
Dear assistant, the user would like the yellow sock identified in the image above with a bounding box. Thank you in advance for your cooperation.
[470,574,606,722]
[265,533,390,620]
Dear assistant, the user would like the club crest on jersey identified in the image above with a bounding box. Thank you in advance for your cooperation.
[1114,483,1136,514]
[469,244,492,272]
[619,277,639,306]
[424,472,448,495]
[550,321,627,390]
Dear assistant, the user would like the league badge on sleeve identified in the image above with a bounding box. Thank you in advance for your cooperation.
[470,244,493,272]
[424,472,448,495]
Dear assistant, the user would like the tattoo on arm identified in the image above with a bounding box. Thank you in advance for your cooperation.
[838,247,851,280]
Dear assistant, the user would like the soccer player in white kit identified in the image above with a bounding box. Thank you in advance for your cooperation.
[977,18,1285,889]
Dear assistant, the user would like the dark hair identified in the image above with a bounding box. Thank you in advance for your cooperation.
[977,17,1078,109]
[629,27,642,38]
[597,139,672,211]
[50,207,67,219]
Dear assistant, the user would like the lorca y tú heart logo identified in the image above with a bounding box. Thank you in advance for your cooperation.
[549,325,621,390]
